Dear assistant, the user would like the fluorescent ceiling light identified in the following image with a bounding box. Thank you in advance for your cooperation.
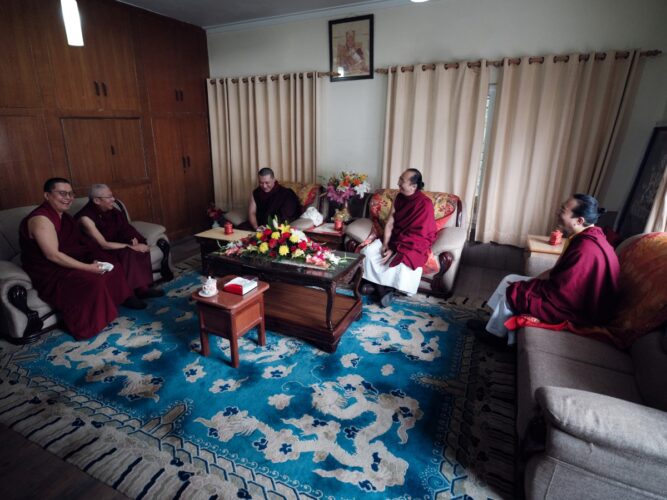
[61,0,84,46]
[411,0,430,3]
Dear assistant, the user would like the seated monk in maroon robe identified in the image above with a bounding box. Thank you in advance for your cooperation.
[475,194,620,346]
[19,178,144,341]
[75,184,163,305]
[247,167,300,229]
[361,169,437,307]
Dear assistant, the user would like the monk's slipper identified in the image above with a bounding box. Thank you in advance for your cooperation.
[137,288,165,299]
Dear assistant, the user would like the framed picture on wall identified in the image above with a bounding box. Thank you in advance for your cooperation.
[329,14,374,82]
[617,125,667,239]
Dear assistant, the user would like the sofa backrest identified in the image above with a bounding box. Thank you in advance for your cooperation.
[631,327,667,412]
[0,197,89,262]
[281,182,323,213]
[367,189,463,236]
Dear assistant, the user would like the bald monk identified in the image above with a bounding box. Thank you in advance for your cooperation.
[248,167,300,230]
[75,184,163,305]
[19,178,144,341]
[361,168,437,307]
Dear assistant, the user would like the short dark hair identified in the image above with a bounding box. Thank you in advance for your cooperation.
[43,177,71,193]
[406,169,425,191]
[572,193,602,225]
[258,167,274,178]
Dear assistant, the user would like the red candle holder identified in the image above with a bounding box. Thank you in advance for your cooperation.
[224,222,233,235]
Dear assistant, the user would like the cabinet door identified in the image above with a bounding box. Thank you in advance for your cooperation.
[177,25,209,113]
[83,0,139,111]
[136,14,179,113]
[0,0,42,108]
[110,119,148,183]
[61,118,113,188]
[0,115,53,209]
[39,0,100,110]
[181,116,213,232]
[152,117,189,236]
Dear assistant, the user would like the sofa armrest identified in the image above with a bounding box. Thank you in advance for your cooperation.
[224,209,247,227]
[131,221,167,247]
[431,226,467,256]
[0,260,33,286]
[344,218,373,244]
[536,386,667,462]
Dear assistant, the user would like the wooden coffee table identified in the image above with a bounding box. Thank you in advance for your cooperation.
[204,251,364,353]
[191,275,270,368]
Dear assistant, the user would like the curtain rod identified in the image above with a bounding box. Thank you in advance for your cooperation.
[209,71,339,84]
[375,49,662,74]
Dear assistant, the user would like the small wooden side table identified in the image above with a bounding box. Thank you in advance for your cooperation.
[525,234,564,276]
[191,275,269,368]
[304,223,345,250]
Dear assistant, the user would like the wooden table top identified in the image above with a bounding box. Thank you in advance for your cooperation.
[526,234,564,255]
[191,275,269,310]
[195,227,252,242]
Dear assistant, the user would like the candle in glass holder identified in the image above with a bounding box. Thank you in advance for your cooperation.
[224,221,233,235]
[549,229,562,246]
[334,219,343,231]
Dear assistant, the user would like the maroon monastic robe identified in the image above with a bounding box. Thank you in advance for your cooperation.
[19,202,132,340]
[389,191,437,270]
[507,226,620,326]
[75,201,152,290]
[253,182,300,226]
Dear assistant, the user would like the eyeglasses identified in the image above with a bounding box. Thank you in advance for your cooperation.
[96,196,115,199]
[52,190,75,198]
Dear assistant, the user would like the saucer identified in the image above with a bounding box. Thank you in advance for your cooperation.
[198,289,218,298]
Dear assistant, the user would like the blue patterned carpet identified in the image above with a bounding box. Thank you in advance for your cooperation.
[0,270,515,499]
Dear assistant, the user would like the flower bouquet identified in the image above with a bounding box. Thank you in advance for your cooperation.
[325,171,370,222]
[220,218,342,268]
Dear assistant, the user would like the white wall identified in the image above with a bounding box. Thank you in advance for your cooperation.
[207,0,667,211]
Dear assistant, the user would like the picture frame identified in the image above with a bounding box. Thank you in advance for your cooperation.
[329,14,374,82]
[617,125,667,239]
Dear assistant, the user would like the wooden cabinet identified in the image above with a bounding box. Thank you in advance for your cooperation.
[61,118,147,188]
[0,115,53,208]
[153,116,212,239]
[137,13,208,114]
[0,0,42,109]
[38,0,140,111]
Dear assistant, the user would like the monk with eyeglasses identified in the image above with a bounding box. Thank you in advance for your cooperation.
[18,178,142,340]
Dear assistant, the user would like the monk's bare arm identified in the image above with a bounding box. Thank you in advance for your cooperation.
[380,207,396,264]
[79,216,129,251]
[248,196,258,230]
[28,216,103,274]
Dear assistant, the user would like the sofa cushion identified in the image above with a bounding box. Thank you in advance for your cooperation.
[631,327,667,412]
[517,333,642,437]
[281,182,321,211]
[520,327,634,374]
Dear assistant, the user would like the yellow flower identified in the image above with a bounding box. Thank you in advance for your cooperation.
[256,232,263,240]
[293,248,304,258]
[278,223,291,234]
[278,245,289,256]
[289,233,299,243]
[271,231,281,240]
[259,242,269,253]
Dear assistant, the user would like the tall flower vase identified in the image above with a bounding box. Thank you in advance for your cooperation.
[211,220,220,229]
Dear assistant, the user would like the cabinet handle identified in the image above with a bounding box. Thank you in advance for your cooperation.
[182,156,186,169]
[179,90,184,101]
[102,82,108,96]
[175,89,180,101]
[94,81,100,96]
[110,145,116,155]
[186,155,191,167]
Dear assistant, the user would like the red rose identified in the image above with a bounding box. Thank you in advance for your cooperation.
[263,228,272,236]
[298,241,307,250]
[268,239,278,248]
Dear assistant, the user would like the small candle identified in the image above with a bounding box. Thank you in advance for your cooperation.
[224,222,233,235]
[334,219,343,231]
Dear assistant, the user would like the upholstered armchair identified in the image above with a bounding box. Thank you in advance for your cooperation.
[223,182,326,231]
[343,189,466,296]
[0,197,172,344]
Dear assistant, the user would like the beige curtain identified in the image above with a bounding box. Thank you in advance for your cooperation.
[382,63,490,220]
[476,51,640,246]
[645,165,667,232]
[207,73,319,211]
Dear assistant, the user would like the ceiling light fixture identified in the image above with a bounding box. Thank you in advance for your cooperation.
[61,0,84,46]
[411,0,430,3]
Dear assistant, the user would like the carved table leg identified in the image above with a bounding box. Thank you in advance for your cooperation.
[326,282,337,331]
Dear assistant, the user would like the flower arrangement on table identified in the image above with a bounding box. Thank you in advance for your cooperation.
[325,171,370,222]
[220,218,342,268]
[207,203,224,227]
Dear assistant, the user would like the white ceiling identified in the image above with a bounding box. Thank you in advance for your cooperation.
[119,0,395,29]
